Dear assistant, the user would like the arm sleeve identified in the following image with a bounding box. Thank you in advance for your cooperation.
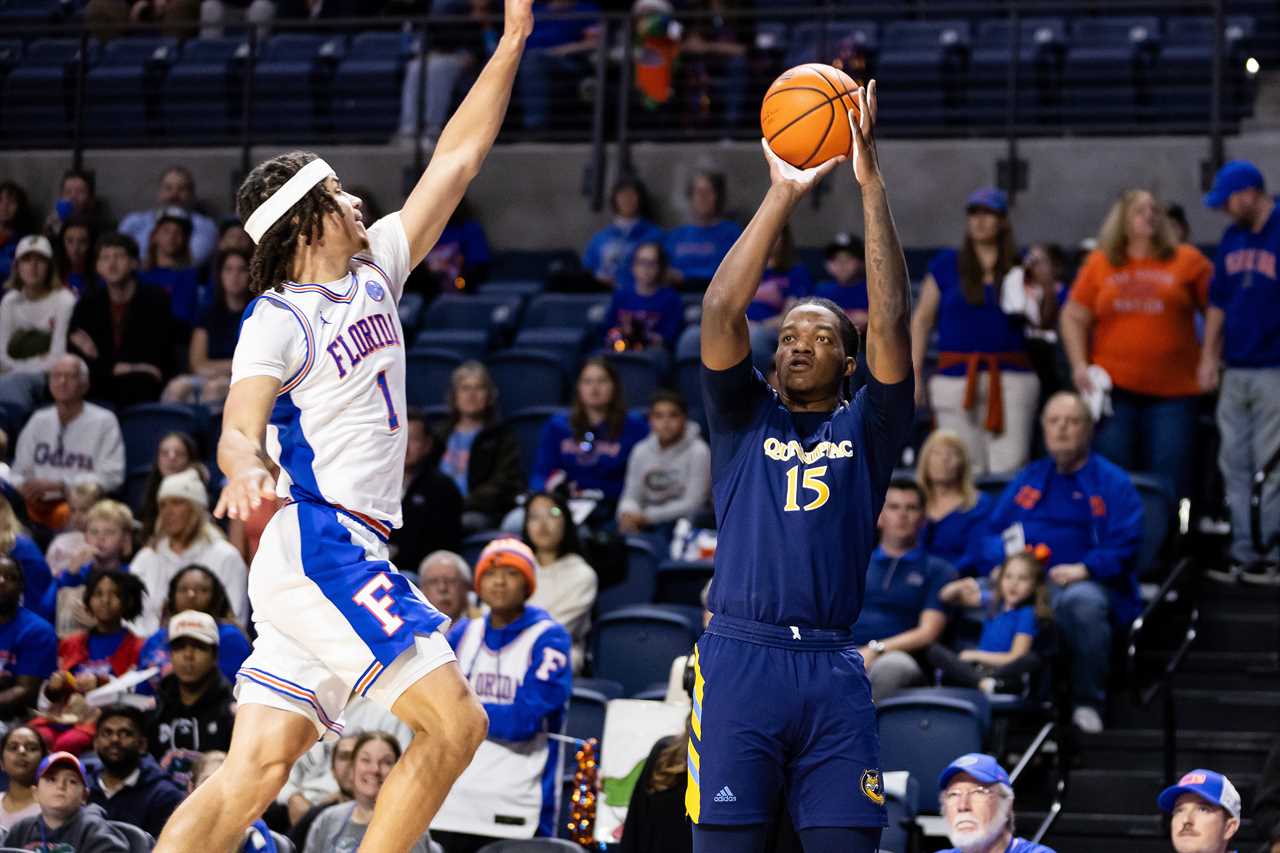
[645,439,711,525]
[1068,252,1102,310]
[483,626,573,742]
[658,291,683,350]
[85,412,125,493]
[46,291,75,367]
[701,354,771,435]
[1080,471,1144,580]
[229,298,309,386]
[9,421,36,487]
[361,213,414,303]
[0,294,17,374]
[1209,243,1229,309]
[14,537,55,625]
[857,370,916,501]
[1014,606,1039,638]
[15,618,57,678]
[583,231,604,277]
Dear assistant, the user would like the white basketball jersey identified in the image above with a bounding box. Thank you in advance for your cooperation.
[230,214,413,530]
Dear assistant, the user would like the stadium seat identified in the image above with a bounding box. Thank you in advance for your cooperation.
[161,37,245,141]
[109,821,154,853]
[119,403,206,474]
[411,329,490,361]
[122,469,151,513]
[654,560,714,607]
[1130,472,1174,578]
[565,686,609,745]
[332,30,411,139]
[476,839,583,852]
[460,529,506,568]
[674,324,700,362]
[487,349,567,416]
[592,605,698,697]
[602,350,666,410]
[523,294,609,330]
[878,693,985,814]
[969,17,1066,124]
[488,249,580,283]
[784,19,878,68]
[397,291,425,336]
[481,279,545,300]
[1062,16,1161,125]
[503,405,563,478]
[510,327,588,366]
[84,37,178,143]
[250,34,342,140]
[876,21,970,129]
[596,537,660,616]
[573,677,624,699]
[1152,16,1255,123]
[422,293,520,349]
[2,37,92,144]
[404,348,462,409]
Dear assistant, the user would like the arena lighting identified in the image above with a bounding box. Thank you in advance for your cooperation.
[1246,56,1261,75]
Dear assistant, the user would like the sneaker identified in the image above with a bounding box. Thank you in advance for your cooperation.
[1072,706,1104,734]
[1240,561,1280,586]
[1205,561,1242,584]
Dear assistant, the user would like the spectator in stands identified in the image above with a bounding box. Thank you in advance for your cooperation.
[621,718,692,853]
[0,554,55,718]
[58,569,146,681]
[149,610,236,779]
[748,223,813,331]
[307,732,437,853]
[433,539,572,849]
[54,498,135,637]
[938,753,1056,853]
[163,247,251,408]
[56,214,97,295]
[43,170,101,238]
[68,232,177,407]
[85,703,186,838]
[1018,242,1070,406]
[1061,189,1214,499]
[45,483,107,578]
[518,0,602,132]
[139,206,203,329]
[0,180,37,283]
[0,725,47,829]
[531,356,649,518]
[918,429,992,577]
[673,0,747,128]
[584,177,664,289]
[1256,737,1280,853]
[854,479,954,701]
[813,232,868,333]
[912,188,1037,476]
[1200,161,1280,580]
[398,0,498,144]
[139,564,251,687]
[138,431,208,543]
[616,389,711,545]
[199,0,276,39]
[288,732,358,852]
[418,550,476,627]
[6,751,130,853]
[933,551,1050,694]
[523,491,596,672]
[215,218,252,256]
[602,241,684,352]
[11,355,126,531]
[392,409,464,575]
[0,496,55,624]
[276,0,358,19]
[976,391,1143,734]
[1158,769,1242,853]
[430,361,525,532]
[131,469,248,633]
[0,235,75,377]
[119,165,219,267]
[664,171,741,290]
[418,197,493,295]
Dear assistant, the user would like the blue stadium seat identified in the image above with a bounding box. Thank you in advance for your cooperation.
[84,37,178,143]
[423,293,520,338]
[969,18,1066,124]
[511,327,588,366]
[565,686,608,746]
[481,279,544,300]
[404,348,462,409]
[476,838,584,852]
[654,560,714,607]
[880,772,919,853]
[397,291,425,335]
[122,469,150,514]
[876,21,969,129]
[0,0,54,21]
[523,294,609,329]
[675,355,703,421]
[1152,16,1255,123]
[411,328,490,360]
[487,349,566,416]
[250,34,343,140]
[332,30,411,139]
[674,325,700,362]
[1062,17,1161,125]
[119,403,206,474]
[503,405,563,478]
[784,20,878,68]
[488,249,579,282]
[573,677,623,699]
[162,37,245,141]
[602,351,665,410]
[2,38,91,144]
[1130,472,1174,578]
[591,605,698,697]
[0,38,22,75]
[877,693,985,815]
[459,529,506,567]
[597,537,660,616]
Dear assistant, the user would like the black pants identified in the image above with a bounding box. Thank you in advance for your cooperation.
[926,644,1041,691]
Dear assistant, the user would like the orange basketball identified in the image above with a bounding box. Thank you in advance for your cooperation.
[760,63,861,169]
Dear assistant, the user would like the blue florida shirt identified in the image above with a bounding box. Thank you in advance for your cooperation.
[1211,199,1280,368]
[703,356,915,628]
[664,220,742,283]
[0,607,57,681]
[583,219,664,287]
[853,546,955,645]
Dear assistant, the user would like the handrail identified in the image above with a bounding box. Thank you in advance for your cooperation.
[1009,718,1070,846]
[1126,554,1198,696]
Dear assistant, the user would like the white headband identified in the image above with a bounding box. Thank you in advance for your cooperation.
[244,157,335,244]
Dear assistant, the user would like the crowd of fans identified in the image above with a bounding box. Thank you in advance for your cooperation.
[0,147,1273,850]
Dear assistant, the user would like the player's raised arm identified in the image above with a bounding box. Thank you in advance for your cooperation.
[847,81,911,384]
[215,375,280,522]
[701,143,843,370]
[398,0,534,267]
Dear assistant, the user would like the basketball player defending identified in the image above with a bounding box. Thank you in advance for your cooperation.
[689,81,914,853]
[154,2,532,850]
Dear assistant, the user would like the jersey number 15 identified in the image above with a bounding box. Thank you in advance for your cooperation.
[783,465,830,512]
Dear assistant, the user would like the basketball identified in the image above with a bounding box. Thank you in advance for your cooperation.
[761,63,862,169]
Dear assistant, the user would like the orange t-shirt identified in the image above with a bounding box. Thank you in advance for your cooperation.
[1069,244,1212,397]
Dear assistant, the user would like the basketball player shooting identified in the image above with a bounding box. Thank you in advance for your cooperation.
[152,1,533,850]
[689,80,914,853]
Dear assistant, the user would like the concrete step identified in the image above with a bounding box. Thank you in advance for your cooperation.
[1076,728,1275,776]
[1015,814,1263,853]
[1061,768,1259,815]
[1111,688,1280,730]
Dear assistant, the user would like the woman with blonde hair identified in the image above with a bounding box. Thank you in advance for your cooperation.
[0,494,54,624]
[1061,189,1213,498]
[917,429,993,577]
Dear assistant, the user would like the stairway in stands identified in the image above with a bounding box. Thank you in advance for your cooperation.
[1018,580,1280,853]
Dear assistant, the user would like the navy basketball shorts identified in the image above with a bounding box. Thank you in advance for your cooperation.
[685,614,887,830]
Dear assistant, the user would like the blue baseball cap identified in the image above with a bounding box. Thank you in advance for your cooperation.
[1204,160,1265,209]
[939,753,1011,791]
[36,751,86,785]
[966,187,1008,215]
[1158,769,1241,819]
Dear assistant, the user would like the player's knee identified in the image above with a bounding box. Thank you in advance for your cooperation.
[457,695,489,753]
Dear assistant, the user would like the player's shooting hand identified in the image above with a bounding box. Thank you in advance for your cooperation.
[503,0,534,41]
[761,139,845,196]
[214,467,275,522]
[847,80,881,188]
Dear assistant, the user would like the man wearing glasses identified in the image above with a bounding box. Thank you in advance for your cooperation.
[938,753,1057,853]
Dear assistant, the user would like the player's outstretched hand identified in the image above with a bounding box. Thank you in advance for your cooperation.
[504,0,534,41]
[761,138,844,196]
[847,79,881,187]
[214,467,275,521]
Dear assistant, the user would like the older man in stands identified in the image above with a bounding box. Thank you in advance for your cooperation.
[10,355,124,530]
[977,391,1144,734]
[1158,769,1243,853]
[118,166,219,267]
[938,754,1056,853]
[418,550,475,626]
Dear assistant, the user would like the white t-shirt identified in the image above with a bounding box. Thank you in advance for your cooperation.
[230,214,412,528]
[130,531,249,634]
[0,287,76,375]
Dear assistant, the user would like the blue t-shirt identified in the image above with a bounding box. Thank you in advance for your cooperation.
[1210,199,1280,367]
[702,355,915,628]
[440,427,479,496]
[0,607,57,680]
[664,220,742,283]
[603,285,684,351]
[12,536,54,625]
[813,278,869,323]
[583,219,664,287]
[923,492,994,577]
[139,266,203,327]
[853,546,956,644]
[940,838,1056,853]
[530,411,650,501]
[747,264,813,323]
[928,249,1027,376]
[977,603,1038,652]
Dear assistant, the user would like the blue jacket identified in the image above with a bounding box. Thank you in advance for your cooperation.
[84,753,187,838]
[939,837,1056,853]
[977,453,1144,623]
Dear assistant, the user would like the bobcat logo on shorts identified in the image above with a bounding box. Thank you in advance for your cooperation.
[861,769,885,806]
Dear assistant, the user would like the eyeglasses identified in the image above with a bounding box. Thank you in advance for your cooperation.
[942,786,998,806]
[5,742,42,754]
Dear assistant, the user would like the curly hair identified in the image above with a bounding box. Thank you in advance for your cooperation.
[235,151,339,295]
[83,568,147,623]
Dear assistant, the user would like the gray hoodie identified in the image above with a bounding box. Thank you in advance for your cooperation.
[6,801,131,852]
[616,422,711,525]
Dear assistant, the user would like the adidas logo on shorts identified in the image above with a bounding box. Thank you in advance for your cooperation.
[713,786,737,803]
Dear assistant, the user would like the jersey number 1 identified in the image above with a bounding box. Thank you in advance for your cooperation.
[375,370,400,431]
[783,465,830,512]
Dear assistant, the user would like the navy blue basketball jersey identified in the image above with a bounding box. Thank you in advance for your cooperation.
[702,356,914,628]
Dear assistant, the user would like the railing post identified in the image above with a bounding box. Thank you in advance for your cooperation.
[1162,678,1177,786]
[71,28,88,172]
[1001,0,1021,206]
[1209,0,1225,173]
[586,14,610,211]
[413,13,430,175]
[239,24,257,180]
[615,13,633,177]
